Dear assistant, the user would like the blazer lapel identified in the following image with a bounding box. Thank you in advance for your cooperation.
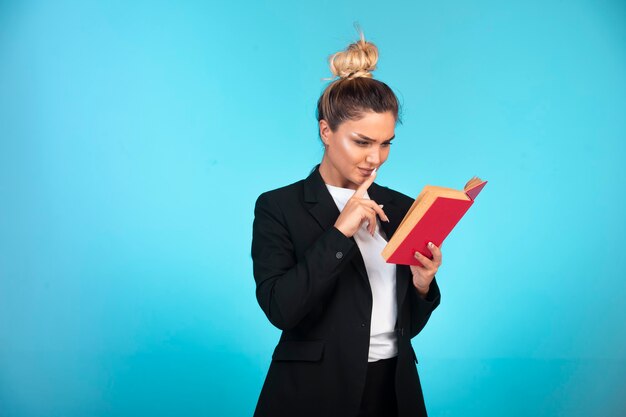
[303,164,342,231]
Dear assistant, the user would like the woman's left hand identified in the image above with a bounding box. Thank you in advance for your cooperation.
[410,242,442,297]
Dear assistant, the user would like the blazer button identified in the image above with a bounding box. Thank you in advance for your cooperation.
[336,251,343,259]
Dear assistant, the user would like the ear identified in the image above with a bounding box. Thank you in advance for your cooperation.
[319,119,331,145]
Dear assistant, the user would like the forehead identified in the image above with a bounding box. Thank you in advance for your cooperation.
[340,111,396,140]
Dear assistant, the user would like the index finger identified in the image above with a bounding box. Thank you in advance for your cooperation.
[353,167,377,199]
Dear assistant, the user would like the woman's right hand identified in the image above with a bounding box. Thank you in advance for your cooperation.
[334,169,389,238]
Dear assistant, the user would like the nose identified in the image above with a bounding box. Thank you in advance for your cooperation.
[365,148,381,166]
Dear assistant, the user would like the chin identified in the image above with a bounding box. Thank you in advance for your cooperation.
[354,176,367,187]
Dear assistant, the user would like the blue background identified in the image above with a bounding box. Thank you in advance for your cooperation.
[1,0,625,416]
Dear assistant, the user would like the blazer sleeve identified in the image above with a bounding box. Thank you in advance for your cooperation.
[251,192,358,331]
[408,274,441,339]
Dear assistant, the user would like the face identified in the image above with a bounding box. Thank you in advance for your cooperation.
[319,110,396,190]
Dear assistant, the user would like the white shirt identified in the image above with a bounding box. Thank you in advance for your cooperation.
[325,183,398,362]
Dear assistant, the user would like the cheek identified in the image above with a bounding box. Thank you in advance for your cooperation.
[336,139,360,161]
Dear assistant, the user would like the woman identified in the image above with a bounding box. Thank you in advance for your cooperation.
[251,30,442,417]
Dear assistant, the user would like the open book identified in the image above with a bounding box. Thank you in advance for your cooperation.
[381,176,487,266]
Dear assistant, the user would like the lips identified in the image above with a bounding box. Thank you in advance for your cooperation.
[358,167,374,176]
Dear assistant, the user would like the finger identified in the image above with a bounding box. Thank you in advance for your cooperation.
[353,167,377,199]
[360,206,377,236]
[428,242,443,266]
[414,250,434,269]
[366,210,377,236]
[362,199,389,222]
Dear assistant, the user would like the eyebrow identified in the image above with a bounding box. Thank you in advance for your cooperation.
[352,132,395,142]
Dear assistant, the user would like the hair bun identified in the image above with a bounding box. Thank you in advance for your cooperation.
[328,27,378,80]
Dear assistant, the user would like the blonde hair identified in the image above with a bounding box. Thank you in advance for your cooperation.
[326,25,378,81]
[316,24,401,136]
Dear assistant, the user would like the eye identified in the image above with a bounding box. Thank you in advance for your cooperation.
[382,142,393,147]
[354,140,369,146]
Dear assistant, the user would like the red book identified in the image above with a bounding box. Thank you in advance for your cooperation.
[381,177,487,266]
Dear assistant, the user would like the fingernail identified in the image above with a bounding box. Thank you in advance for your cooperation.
[428,242,433,248]
[379,204,384,208]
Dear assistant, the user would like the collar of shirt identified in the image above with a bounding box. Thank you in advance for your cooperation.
[325,183,369,212]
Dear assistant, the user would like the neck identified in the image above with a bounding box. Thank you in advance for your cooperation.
[318,154,356,189]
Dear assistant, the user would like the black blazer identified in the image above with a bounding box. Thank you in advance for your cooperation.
[251,164,441,417]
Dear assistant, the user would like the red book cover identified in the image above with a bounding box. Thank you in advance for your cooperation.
[382,178,487,266]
